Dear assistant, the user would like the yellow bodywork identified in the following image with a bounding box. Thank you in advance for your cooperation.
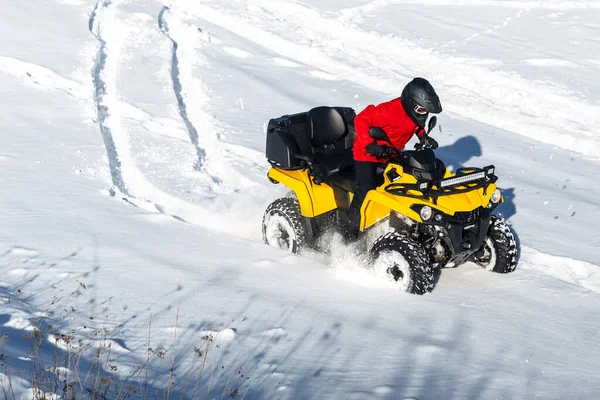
[360,164,499,230]
[268,168,341,217]
[269,162,499,230]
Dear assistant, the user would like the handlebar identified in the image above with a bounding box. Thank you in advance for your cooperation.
[379,147,407,165]
[381,141,433,158]
[414,141,428,151]
[381,146,400,157]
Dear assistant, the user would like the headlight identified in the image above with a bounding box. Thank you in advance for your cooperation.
[420,206,433,221]
[490,188,502,204]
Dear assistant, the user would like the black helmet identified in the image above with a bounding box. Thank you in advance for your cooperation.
[400,77,443,128]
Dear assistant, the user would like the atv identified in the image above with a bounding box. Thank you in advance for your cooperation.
[262,106,518,294]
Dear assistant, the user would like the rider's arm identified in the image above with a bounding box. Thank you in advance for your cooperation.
[386,117,423,151]
[354,104,380,150]
[354,105,377,135]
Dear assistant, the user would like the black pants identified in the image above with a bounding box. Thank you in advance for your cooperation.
[345,161,379,239]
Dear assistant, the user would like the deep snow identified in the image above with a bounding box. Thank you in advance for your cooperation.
[1,0,599,399]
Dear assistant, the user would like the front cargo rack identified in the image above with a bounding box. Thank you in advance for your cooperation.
[385,165,498,204]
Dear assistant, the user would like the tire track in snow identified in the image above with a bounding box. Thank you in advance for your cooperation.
[158,7,262,189]
[87,1,196,218]
[156,7,267,191]
[158,6,207,171]
[86,1,268,237]
[89,0,128,196]
[0,2,265,238]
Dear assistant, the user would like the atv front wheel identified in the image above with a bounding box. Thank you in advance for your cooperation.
[370,233,434,295]
[262,198,308,254]
[473,216,518,273]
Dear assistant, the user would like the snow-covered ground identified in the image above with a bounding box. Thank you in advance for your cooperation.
[1,0,599,399]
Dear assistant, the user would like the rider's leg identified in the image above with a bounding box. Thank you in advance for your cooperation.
[344,161,378,240]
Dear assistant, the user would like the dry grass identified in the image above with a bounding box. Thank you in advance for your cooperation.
[0,283,246,400]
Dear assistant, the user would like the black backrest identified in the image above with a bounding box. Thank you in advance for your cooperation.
[308,107,348,147]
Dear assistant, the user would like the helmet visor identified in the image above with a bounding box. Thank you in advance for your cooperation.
[414,105,429,115]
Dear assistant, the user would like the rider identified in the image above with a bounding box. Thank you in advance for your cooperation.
[344,77,443,241]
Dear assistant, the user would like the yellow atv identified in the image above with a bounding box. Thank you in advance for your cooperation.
[262,106,518,294]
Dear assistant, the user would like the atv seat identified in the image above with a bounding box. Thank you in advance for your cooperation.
[266,106,356,182]
[308,106,355,181]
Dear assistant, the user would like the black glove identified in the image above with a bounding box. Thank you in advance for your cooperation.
[420,136,439,150]
[365,142,385,158]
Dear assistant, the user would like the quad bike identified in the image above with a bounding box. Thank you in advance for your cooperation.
[262,106,518,294]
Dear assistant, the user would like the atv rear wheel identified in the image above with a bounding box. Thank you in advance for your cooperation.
[473,216,518,273]
[262,197,308,254]
[370,233,434,294]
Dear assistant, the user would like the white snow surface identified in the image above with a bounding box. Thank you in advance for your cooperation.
[1,0,599,399]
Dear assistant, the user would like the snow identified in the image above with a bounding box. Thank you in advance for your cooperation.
[1,0,599,399]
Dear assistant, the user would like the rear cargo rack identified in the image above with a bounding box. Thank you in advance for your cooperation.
[385,165,497,204]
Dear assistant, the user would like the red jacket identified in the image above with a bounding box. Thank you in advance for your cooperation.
[353,98,423,162]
